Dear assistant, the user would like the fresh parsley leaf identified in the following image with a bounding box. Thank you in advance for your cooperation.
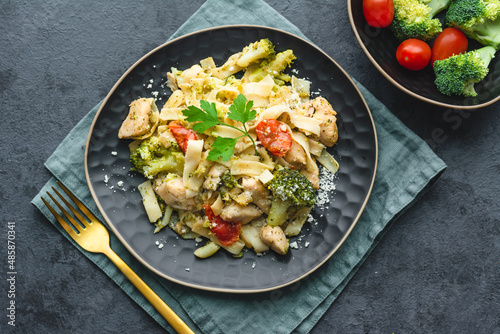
[182,102,220,133]
[228,94,257,124]
[207,137,238,161]
[181,94,258,161]
[200,100,219,119]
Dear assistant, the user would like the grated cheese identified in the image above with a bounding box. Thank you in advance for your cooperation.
[315,165,337,210]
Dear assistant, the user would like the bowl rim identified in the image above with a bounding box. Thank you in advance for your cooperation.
[347,0,500,110]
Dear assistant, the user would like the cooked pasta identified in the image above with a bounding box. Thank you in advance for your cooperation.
[119,39,340,258]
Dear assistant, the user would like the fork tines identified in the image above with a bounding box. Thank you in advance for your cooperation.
[41,182,92,236]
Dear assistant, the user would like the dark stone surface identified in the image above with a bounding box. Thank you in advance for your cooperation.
[1,0,498,333]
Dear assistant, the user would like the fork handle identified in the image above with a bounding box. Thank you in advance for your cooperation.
[104,248,195,334]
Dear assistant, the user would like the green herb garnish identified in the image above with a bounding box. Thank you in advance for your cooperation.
[182,94,258,161]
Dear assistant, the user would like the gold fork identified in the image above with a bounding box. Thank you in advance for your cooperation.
[41,181,195,334]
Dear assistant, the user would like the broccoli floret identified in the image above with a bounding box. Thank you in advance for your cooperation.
[236,38,276,68]
[221,170,240,189]
[130,136,184,179]
[391,0,451,41]
[266,166,316,226]
[433,46,496,96]
[212,39,275,79]
[247,50,297,84]
[445,0,500,49]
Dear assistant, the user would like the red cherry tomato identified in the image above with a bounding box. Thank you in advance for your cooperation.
[168,121,198,153]
[363,0,394,28]
[431,28,468,66]
[396,39,432,71]
[203,205,241,246]
[255,119,292,157]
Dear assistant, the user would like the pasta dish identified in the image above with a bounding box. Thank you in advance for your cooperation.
[117,39,339,258]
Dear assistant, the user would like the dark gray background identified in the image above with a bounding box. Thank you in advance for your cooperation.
[1,0,499,333]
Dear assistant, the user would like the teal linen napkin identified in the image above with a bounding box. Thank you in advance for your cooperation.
[32,0,447,333]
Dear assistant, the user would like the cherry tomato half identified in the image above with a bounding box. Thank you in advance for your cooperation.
[396,39,431,71]
[203,205,241,246]
[431,28,468,66]
[168,121,198,153]
[363,0,394,28]
[256,119,292,157]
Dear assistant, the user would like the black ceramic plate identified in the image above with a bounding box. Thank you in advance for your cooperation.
[85,25,377,293]
[348,0,500,109]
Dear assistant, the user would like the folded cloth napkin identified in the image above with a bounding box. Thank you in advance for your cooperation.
[32,0,447,333]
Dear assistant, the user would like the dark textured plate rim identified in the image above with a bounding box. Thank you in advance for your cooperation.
[84,25,378,293]
[347,0,500,110]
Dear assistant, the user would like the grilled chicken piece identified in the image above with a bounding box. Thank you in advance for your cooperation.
[259,225,289,255]
[241,177,272,214]
[153,177,196,211]
[118,98,154,139]
[303,97,338,147]
[220,202,262,224]
[202,164,228,191]
[283,140,307,170]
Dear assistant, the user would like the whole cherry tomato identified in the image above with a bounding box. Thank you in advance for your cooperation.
[203,205,241,246]
[168,121,198,153]
[396,39,432,71]
[363,0,394,28]
[431,28,468,66]
[255,119,292,157]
